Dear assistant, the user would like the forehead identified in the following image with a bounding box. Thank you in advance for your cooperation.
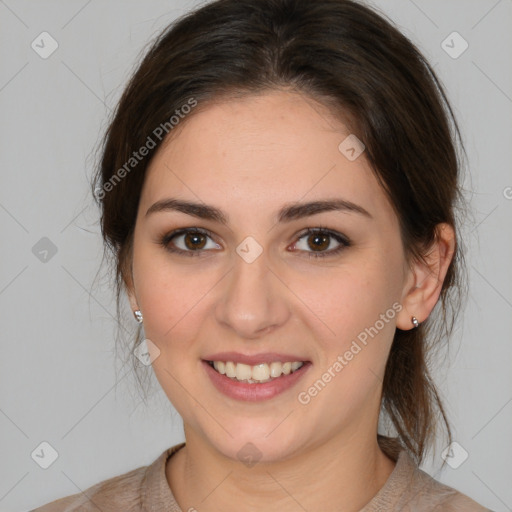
[140,90,392,225]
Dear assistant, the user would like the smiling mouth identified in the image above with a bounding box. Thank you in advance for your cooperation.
[206,360,306,384]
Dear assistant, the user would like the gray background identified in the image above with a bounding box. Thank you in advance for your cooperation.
[0,0,511,511]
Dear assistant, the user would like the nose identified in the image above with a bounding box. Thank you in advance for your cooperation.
[214,249,291,339]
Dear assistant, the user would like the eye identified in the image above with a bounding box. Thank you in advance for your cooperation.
[292,228,351,258]
[159,227,220,257]
[158,226,351,259]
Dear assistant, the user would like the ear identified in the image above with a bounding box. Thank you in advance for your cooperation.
[121,253,139,313]
[396,223,456,330]
[126,281,139,313]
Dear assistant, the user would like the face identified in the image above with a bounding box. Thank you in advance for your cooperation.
[127,90,415,463]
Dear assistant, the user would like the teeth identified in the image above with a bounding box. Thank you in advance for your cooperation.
[212,360,305,383]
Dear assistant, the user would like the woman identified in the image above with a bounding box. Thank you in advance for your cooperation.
[33,0,491,510]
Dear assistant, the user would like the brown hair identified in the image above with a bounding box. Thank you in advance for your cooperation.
[91,0,467,466]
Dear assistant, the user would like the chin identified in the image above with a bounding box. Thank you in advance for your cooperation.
[202,421,307,465]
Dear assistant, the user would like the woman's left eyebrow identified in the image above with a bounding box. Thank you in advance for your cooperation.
[145,197,372,224]
[278,199,372,222]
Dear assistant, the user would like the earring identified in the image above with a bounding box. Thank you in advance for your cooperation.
[133,310,143,324]
[411,316,419,329]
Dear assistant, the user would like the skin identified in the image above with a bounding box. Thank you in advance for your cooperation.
[125,89,455,512]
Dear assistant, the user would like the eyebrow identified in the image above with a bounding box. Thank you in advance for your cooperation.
[145,197,372,223]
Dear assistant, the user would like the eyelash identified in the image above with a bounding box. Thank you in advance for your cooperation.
[158,226,351,259]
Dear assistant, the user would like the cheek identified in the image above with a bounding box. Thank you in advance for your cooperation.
[299,262,397,332]
[292,267,400,414]
[290,252,402,369]
[132,246,204,347]
[132,254,210,411]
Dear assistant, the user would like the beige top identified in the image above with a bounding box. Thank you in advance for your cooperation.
[31,442,491,512]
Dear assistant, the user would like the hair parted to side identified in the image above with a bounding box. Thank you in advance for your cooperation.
[91,0,468,466]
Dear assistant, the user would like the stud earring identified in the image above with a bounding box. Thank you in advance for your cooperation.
[411,316,419,329]
[133,310,143,324]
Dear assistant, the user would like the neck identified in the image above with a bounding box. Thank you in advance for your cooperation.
[166,425,396,512]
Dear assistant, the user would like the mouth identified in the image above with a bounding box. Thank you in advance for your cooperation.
[202,358,312,402]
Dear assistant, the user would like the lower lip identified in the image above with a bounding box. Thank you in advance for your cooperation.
[202,360,311,402]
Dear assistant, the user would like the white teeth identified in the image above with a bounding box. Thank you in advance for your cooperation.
[211,360,305,383]
[269,361,282,378]
[252,363,269,381]
[235,363,252,381]
[224,361,236,378]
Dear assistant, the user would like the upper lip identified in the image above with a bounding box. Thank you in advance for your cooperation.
[202,352,310,366]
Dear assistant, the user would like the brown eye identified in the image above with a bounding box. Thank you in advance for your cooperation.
[306,232,330,252]
[293,228,351,258]
[160,227,220,257]
[183,232,207,250]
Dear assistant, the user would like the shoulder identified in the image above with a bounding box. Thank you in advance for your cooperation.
[29,451,165,512]
[366,445,491,512]
[396,454,491,511]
